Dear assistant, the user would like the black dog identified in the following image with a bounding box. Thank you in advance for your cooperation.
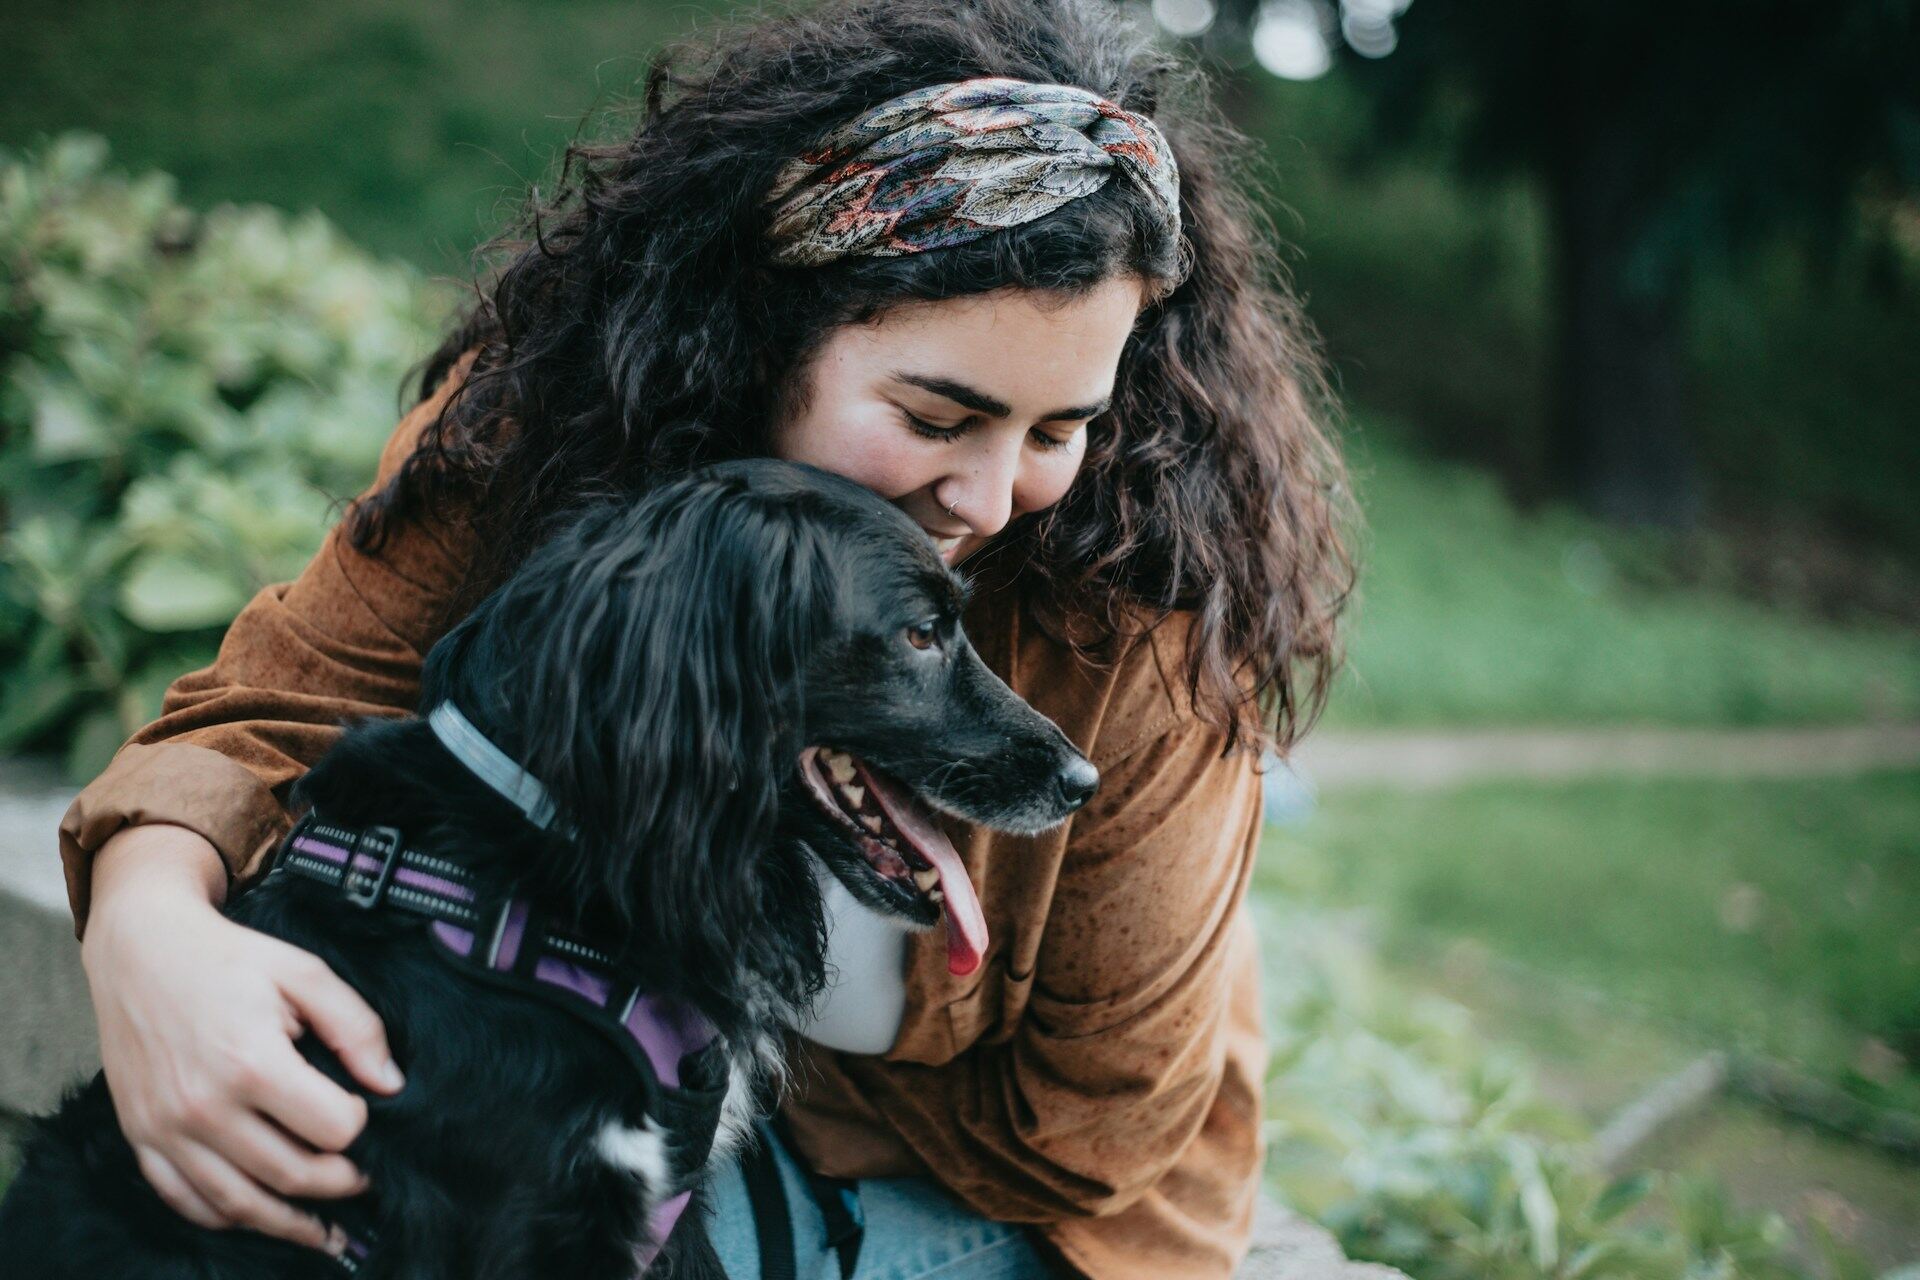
[0,460,1097,1279]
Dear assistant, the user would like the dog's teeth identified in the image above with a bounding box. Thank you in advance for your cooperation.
[860,814,883,834]
[912,867,939,893]
[927,888,944,903]
[825,753,856,784]
[840,784,865,809]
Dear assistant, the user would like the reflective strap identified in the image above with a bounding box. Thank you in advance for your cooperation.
[426,701,561,831]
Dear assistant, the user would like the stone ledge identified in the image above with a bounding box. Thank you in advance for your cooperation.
[0,759,97,1117]
[0,758,1402,1278]
[1240,1195,1407,1279]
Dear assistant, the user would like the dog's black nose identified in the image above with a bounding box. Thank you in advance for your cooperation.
[1056,757,1100,811]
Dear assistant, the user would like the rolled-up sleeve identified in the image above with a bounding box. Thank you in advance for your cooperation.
[57,353,482,937]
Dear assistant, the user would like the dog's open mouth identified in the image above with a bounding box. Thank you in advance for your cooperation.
[797,746,987,977]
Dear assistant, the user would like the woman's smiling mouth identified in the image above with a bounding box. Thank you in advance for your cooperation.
[922,528,968,562]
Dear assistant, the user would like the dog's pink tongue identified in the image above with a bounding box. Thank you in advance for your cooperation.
[859,768,988,976]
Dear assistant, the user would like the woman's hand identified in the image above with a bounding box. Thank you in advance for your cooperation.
[79,824,406,1252]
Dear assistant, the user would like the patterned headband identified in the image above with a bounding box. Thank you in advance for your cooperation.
[763,77,1182,268]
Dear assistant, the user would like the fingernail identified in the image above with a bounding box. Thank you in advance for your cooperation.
[380,1061,405,1091]
[323,1222,349,1257]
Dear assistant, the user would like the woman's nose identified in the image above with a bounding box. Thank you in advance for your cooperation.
[942,437,1023,536]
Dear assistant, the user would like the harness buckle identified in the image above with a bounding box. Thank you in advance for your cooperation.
[343,826,404,910]
[264,811,318,884]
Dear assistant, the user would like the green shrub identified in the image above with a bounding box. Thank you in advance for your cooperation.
[0,132,452,778]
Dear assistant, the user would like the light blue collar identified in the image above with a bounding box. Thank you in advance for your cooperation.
[426,701,562,833]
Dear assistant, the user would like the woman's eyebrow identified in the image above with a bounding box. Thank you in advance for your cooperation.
[892,371,1111,423]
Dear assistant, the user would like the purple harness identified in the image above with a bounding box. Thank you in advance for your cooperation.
[270,816,727,1276]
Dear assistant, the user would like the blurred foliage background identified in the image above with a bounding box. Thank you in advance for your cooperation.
[2,0,1917,1274]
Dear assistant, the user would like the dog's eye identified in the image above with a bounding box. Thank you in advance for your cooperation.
[905,619,940,651]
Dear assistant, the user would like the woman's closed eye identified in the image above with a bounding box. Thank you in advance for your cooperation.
[896,407,1082,453]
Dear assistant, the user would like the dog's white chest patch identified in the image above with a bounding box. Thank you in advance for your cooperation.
[711,1054,756,1164]
[595,1117,671,1197]
[702,1031,782,1174]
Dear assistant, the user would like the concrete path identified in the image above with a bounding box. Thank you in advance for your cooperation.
[1282,721,1920,792]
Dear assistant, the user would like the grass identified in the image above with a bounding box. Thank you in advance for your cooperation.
[1326,427,1920,727]
[1636,1099,1920,1271]
[1260,768,1920,1111]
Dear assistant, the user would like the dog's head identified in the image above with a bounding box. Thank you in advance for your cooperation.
[773,473,1099,979]
[417,459,1093,1013]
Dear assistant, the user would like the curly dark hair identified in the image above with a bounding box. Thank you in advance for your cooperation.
[353,0,1359,755]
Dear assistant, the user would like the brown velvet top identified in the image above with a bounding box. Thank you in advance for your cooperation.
[58,352,1270,1279]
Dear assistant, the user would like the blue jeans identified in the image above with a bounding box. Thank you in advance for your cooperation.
[706,1122,1057,1280]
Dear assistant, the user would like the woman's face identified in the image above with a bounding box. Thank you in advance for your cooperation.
[771,276,1145,566]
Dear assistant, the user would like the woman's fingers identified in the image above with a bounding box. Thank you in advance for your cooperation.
[221,1111,372,1201]
[280,956,405,1097]
[133,1145,225,1230]
[168,1136,339,1251]
[239,1041,372,1156]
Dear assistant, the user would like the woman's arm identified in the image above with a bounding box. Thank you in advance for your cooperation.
[57,350,482,1247]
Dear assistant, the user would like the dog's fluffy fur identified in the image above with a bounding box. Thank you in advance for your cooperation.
[0,460,1096,1279]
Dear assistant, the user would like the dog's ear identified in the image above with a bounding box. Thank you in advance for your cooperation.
[506,476,831,976]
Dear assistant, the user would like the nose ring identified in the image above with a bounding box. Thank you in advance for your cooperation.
[946,498,959,518]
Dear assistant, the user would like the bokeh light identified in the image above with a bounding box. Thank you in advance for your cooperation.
[1252,0,1334,81]
[1341,7,1400,58]
[1151,0,1217,40]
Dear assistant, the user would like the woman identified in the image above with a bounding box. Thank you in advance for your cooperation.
[56,1,1356,1276]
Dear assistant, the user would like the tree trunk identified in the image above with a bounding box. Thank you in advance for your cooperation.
[1546,112,1702,529]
